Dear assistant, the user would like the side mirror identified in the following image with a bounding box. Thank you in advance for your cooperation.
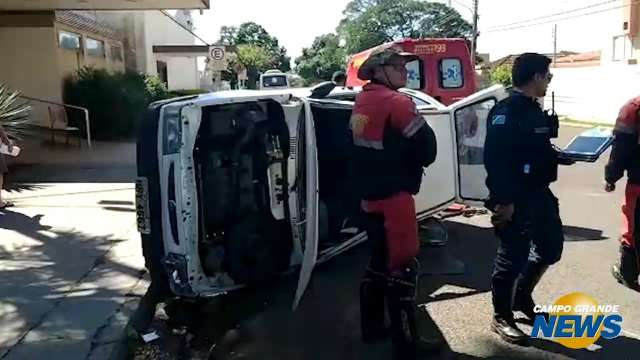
[309,81,336,99]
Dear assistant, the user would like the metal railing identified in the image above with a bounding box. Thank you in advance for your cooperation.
[18,95,92,148]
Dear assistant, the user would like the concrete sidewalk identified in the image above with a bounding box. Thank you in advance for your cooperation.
[0,183,147,360]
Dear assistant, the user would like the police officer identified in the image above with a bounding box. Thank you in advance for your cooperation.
[351,46,440,359]
[484,53,572,344]
[605,95,640,290]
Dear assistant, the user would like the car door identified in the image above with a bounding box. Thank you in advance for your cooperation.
[448,85,509,205]
[292,99,319,310]
[413,108,458,218]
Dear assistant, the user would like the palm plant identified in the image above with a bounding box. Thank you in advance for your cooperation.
[0,83,32,140]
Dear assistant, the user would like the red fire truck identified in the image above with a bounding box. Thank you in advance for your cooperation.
[345,38,477,105]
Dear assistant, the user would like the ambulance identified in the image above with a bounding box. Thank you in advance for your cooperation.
[346,38,477,105]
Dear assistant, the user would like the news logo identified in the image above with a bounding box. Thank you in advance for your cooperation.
[531,292,623,349]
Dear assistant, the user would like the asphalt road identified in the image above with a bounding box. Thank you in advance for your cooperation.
[135,125,639,360]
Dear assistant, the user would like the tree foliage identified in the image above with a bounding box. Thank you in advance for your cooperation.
[217,22,291,88]
[490,64,513,87]
[219,22,291,72]
[338,0,472,53]
[295,33,346,84]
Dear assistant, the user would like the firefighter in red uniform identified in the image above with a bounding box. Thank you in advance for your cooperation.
[606,96,640,290]
[351,46,441,359]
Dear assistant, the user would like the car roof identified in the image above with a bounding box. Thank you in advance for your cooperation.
[163,86,445,110]
[322,86,445,109]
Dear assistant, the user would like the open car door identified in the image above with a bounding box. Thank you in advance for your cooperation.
[413,108,458,218]
[292,99,319,310]
[448,85,509,205]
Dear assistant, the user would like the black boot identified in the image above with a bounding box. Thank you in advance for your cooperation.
[491,278,528,345]
[491,315,528,345]
[387,265,442,359]
[360,268,389,343]
[513,262,549,322]
[612,245,640,290]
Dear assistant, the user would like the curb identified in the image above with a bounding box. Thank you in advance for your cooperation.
[106,273,151,360]
[559,119,614,129]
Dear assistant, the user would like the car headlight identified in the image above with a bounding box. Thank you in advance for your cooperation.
[163,104,182,155]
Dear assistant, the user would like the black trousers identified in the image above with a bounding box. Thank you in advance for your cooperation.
[360,212,422,357]
[491,188,564,316]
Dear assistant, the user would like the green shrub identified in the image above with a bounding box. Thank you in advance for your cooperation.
[490,64,513,87]
[63,67,170,141]
[145,75,170,101]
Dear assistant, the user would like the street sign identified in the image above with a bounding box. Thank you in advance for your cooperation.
[208,46,228,71]
[209,46,225,60]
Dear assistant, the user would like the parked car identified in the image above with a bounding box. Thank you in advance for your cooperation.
[135,82,508,309]
[259,70,290,90]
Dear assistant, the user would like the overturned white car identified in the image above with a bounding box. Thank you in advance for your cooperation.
[135,82,508,308]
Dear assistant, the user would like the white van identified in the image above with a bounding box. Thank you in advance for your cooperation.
[134,82,508,309]
[259,70,290,90]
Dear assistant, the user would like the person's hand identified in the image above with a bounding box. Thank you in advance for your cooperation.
[604,182,616,192]
[491,203,514,228]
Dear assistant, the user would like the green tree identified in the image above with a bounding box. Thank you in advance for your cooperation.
[220,22,291,72]
[490,64,512,87]
[217,22,292,88]
[338,0,472,53]
[229,44,272,89]
[295,33,346,84]
[218,26,238,45]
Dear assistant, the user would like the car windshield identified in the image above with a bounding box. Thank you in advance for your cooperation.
[263,75,287,87]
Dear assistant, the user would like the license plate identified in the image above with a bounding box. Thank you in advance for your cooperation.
[135,177,151,234]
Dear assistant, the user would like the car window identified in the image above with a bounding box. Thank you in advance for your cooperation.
[410,96,431,107]
[405,59,424,90]
[263,75,288,88]
[440,58,464,88]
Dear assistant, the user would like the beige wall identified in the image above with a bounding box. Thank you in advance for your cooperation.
[142,10,195,74]
[0,22,126,127]
[156,54,198,90]
[0,27,60,126]
[54,23,125,81]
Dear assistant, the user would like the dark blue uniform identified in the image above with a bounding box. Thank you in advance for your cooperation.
[484,90,564,319]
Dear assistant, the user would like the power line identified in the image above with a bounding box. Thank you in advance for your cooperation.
[485,0,620,31]
[158,10,210,46]
[452,0,474,13]
[485,0,638,33]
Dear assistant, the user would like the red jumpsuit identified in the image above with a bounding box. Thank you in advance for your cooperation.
[606,96,640,282]
[352,82,438,357]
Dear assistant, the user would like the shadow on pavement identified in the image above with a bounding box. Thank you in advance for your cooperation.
[7,164,136,184]
[563,225,607,241]
[0,209,142,359]
[2,182,47,193]
[133,216,617,360]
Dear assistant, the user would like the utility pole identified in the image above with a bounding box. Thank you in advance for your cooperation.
[471,0,479,66]
[553,24,558,67]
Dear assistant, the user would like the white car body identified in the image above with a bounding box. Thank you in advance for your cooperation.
[135,84,508,309]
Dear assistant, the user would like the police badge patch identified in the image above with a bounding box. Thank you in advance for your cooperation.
[491,115,506,125]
